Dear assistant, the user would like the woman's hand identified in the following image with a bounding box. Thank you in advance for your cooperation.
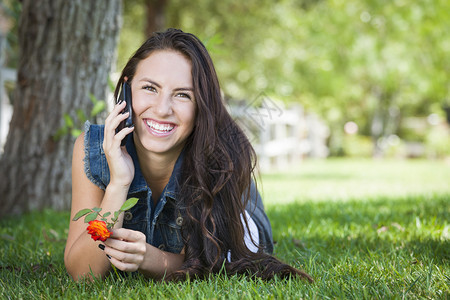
[103,101,135,187]
[103,228,147,272]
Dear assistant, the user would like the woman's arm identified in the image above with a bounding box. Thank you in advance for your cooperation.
[64,134,185,280]
[64,102,135,280]
[65,102,185,280]
[102,228,185,280]
[64,133,131,280]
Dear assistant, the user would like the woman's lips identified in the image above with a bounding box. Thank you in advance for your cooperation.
[144,119,177,137]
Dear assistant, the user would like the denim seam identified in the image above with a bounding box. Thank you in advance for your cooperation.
[83,121,106,190]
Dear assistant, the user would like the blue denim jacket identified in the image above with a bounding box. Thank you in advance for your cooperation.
[83,121,273,254]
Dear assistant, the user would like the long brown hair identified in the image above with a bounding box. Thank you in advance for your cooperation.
[116,28,312,282]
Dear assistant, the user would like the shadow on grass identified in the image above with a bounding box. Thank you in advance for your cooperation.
[267,193,450,265]
[1,194,448,287]
[263,172,355,181]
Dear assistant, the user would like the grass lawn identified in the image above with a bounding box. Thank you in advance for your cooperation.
[1,158,449,299]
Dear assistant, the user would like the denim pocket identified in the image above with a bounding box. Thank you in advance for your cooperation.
[122,199,148,235]
[156,203,184,253]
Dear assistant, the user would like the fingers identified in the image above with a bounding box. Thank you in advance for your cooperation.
[114,123,134,147]
[101,103,136,186]
[104,231,146,255]
[104,102,132,142]
[103,102,134,149]
[108,256,141,272]
[104,100,127,130]
[102,229,146,272]
[105,246,144,272]
[110,228,145,242]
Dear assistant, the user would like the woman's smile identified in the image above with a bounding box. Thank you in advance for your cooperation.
[144,118,177,137]
[130,50,196,156]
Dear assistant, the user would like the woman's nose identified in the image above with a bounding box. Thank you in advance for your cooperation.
[153,93,173,116]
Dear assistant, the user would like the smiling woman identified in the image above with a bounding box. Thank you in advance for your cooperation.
[131,50,196,156]
[64,28,312,282]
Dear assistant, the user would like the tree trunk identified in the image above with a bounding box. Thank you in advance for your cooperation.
[0,0,121,217]
[144,0,168,37]
[370,87,399,158]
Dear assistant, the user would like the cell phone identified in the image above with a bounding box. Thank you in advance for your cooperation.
[115,81,133,146]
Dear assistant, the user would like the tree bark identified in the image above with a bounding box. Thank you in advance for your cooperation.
[144,0,168,37]
[370,87,399,158]
[0,0,121,217]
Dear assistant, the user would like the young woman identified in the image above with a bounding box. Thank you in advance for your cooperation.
[64,28,312,282]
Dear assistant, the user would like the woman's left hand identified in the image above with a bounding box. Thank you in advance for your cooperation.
[102,228,147,272]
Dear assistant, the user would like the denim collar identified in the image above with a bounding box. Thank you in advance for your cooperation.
[126,134,184,200]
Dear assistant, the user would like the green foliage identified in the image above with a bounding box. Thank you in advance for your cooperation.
[72,209,92,221]
[84,212,98,223]
[1,159,449,298]
[116,0,146,70]
[53,94,107,141]
[89,94,107,117]
[425,124,450,158]
[0,0,21,69]
[159,0,450,152]
[72,198,138,229]
[342,134,374,157]
[119,197,139,212]
[4,0,448,154]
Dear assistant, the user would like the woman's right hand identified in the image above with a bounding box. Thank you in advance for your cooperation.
[65,115,135,280]
[103,101,135,187]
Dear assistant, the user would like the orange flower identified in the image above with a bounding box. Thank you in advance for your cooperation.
[86,220,112,242]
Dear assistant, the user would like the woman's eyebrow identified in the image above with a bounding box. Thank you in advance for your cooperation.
[139,78,193,92]
[174,87,194,92]
[139,78,161,88]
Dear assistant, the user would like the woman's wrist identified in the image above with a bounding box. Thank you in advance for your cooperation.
[102,183,131,210]
[108,176,133,189]
[137,244,185,279]
[106,179,132,193]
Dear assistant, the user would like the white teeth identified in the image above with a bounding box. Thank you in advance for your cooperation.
[146,120,174,132]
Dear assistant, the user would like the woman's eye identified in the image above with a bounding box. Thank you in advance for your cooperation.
[176,93,191,100]
[143,85,157,92]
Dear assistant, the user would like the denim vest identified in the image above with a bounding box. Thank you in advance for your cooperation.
[83,121,273,254]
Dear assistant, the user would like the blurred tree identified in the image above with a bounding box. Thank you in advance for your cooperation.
[144,0,168,37]
[116,0,146,70]
[0,0,21,69]
[162,0,449,156]
[116,0,168,70]
[0,0,121,216]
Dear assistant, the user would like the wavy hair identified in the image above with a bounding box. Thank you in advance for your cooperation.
[115,28,312,282]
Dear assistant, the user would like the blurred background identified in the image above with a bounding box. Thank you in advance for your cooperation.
[1,3,448,296]
[0,0,449,214]
[2,0,449,164]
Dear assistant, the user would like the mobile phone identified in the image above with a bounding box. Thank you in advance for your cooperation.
[115,81,133,146]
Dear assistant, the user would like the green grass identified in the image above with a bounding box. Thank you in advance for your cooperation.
[1,159,449,299]
[259,158,450,203]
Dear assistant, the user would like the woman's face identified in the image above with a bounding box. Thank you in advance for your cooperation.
[130,50,196,157]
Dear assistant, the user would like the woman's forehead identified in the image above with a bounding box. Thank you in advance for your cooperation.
[135,50,193,86]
